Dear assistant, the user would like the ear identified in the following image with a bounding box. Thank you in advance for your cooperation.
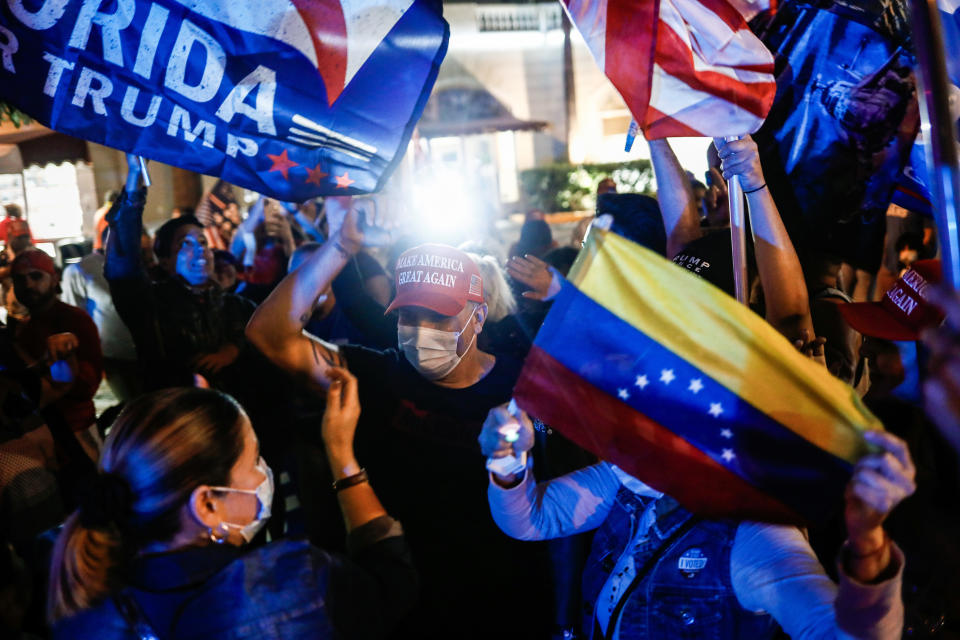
[473,303,488,333]
[189,485,221,530]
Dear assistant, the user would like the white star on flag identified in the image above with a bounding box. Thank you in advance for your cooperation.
[709,402,724,418]
[720,428,733,439]
[618,388,630,400]
[721,448,736,463]
[660,369,676,385]
[688,378,704,394]
[635,374,649,389]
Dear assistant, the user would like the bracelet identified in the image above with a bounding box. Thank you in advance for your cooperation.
[743,183,767,194]
[332,240,350,259]
[332,469,368,492]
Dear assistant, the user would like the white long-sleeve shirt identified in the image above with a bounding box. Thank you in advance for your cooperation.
[488,461,904,639]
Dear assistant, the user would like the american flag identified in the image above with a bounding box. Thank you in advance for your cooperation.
[562,0,776,138]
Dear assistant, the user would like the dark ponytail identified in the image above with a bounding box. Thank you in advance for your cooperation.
[48,388,245,622]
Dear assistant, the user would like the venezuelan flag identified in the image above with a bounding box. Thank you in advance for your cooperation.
[514,229,881,525]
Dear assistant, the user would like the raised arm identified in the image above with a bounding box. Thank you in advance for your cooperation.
[103,155,146,282]
[245,199,364,388]
[715,136,814,342]
[322,365,417,638]
[480,404,619,540]
[734,430,913,639]
[649,138,705,258]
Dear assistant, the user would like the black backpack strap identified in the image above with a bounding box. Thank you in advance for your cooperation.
[112,592,161,640]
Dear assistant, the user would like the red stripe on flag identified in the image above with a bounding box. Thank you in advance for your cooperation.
[604,0,660,127]
[643,107,710,137]
[515,347,802,524]
[695,0,753,31]
[655,21,775,118]
[895,184,930,203]
[291,0,349,106]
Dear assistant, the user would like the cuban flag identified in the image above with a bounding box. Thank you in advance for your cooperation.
[514,228,881,525]
[0,0,448,201]
[563,0,776,139]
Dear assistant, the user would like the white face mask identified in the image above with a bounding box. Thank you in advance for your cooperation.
[398,308,477,381]
[210,456,274,543]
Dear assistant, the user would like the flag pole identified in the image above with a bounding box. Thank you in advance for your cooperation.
[726,136,748,304]
[908,0,960,289]
[138,156,151,188]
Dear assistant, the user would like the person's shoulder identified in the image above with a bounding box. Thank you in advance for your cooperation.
[485,351,524,385]
[53,600,129,639]
[54,300,96,326]
[228,539,336,590]
[340,343,399,365]
[221,290,257,312]
[339,344,401,378]
[246,538,318,564]
[79,252,105,269]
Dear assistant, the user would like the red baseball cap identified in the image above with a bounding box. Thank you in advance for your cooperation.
[838,259,944,341]
[386,244,484,316]
[12,248,55,275]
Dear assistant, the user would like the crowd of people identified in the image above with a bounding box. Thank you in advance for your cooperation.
[0,131,957,640]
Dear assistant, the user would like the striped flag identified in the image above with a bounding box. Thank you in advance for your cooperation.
[514,228,881,525]
[563,0,776,138]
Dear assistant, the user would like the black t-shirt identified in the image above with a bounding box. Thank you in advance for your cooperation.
[340,345,549,636]
[672,229,737,296]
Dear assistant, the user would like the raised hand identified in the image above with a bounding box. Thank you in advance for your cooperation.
[507,255,561,301]
[793,328,827,369]
[843,430,915,581]
[46,332,79,363]
[713,136,765,192]
[479,403,535,461]
[322,366,362,467]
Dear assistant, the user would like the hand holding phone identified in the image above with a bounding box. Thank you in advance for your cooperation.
[482,400,532,477]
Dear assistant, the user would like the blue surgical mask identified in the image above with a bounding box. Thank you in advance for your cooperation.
[210,457,274,543]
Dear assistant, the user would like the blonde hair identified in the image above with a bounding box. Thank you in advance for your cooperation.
[466,253,517,323]
[48,388,244,622]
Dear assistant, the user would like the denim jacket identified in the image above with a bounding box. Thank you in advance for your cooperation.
[54,516,416,640]
[489,461,905,640]
[581,487,776,639]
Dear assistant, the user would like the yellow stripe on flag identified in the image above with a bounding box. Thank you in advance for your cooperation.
[568,229,880,464]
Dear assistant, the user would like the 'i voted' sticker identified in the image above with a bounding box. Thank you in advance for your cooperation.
[678,548,708,578]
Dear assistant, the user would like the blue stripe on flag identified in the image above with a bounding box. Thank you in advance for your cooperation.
[535,283,854,523]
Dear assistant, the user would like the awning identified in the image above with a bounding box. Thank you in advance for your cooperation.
[0,122,89,167]
[0,144,22,174]
[417,86,547,139]
[418,116,547,138]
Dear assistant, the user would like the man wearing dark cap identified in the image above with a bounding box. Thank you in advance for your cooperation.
[9,249,102,453]
[248,201,549,639]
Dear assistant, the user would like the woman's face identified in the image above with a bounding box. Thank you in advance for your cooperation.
[216,418,268,545]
